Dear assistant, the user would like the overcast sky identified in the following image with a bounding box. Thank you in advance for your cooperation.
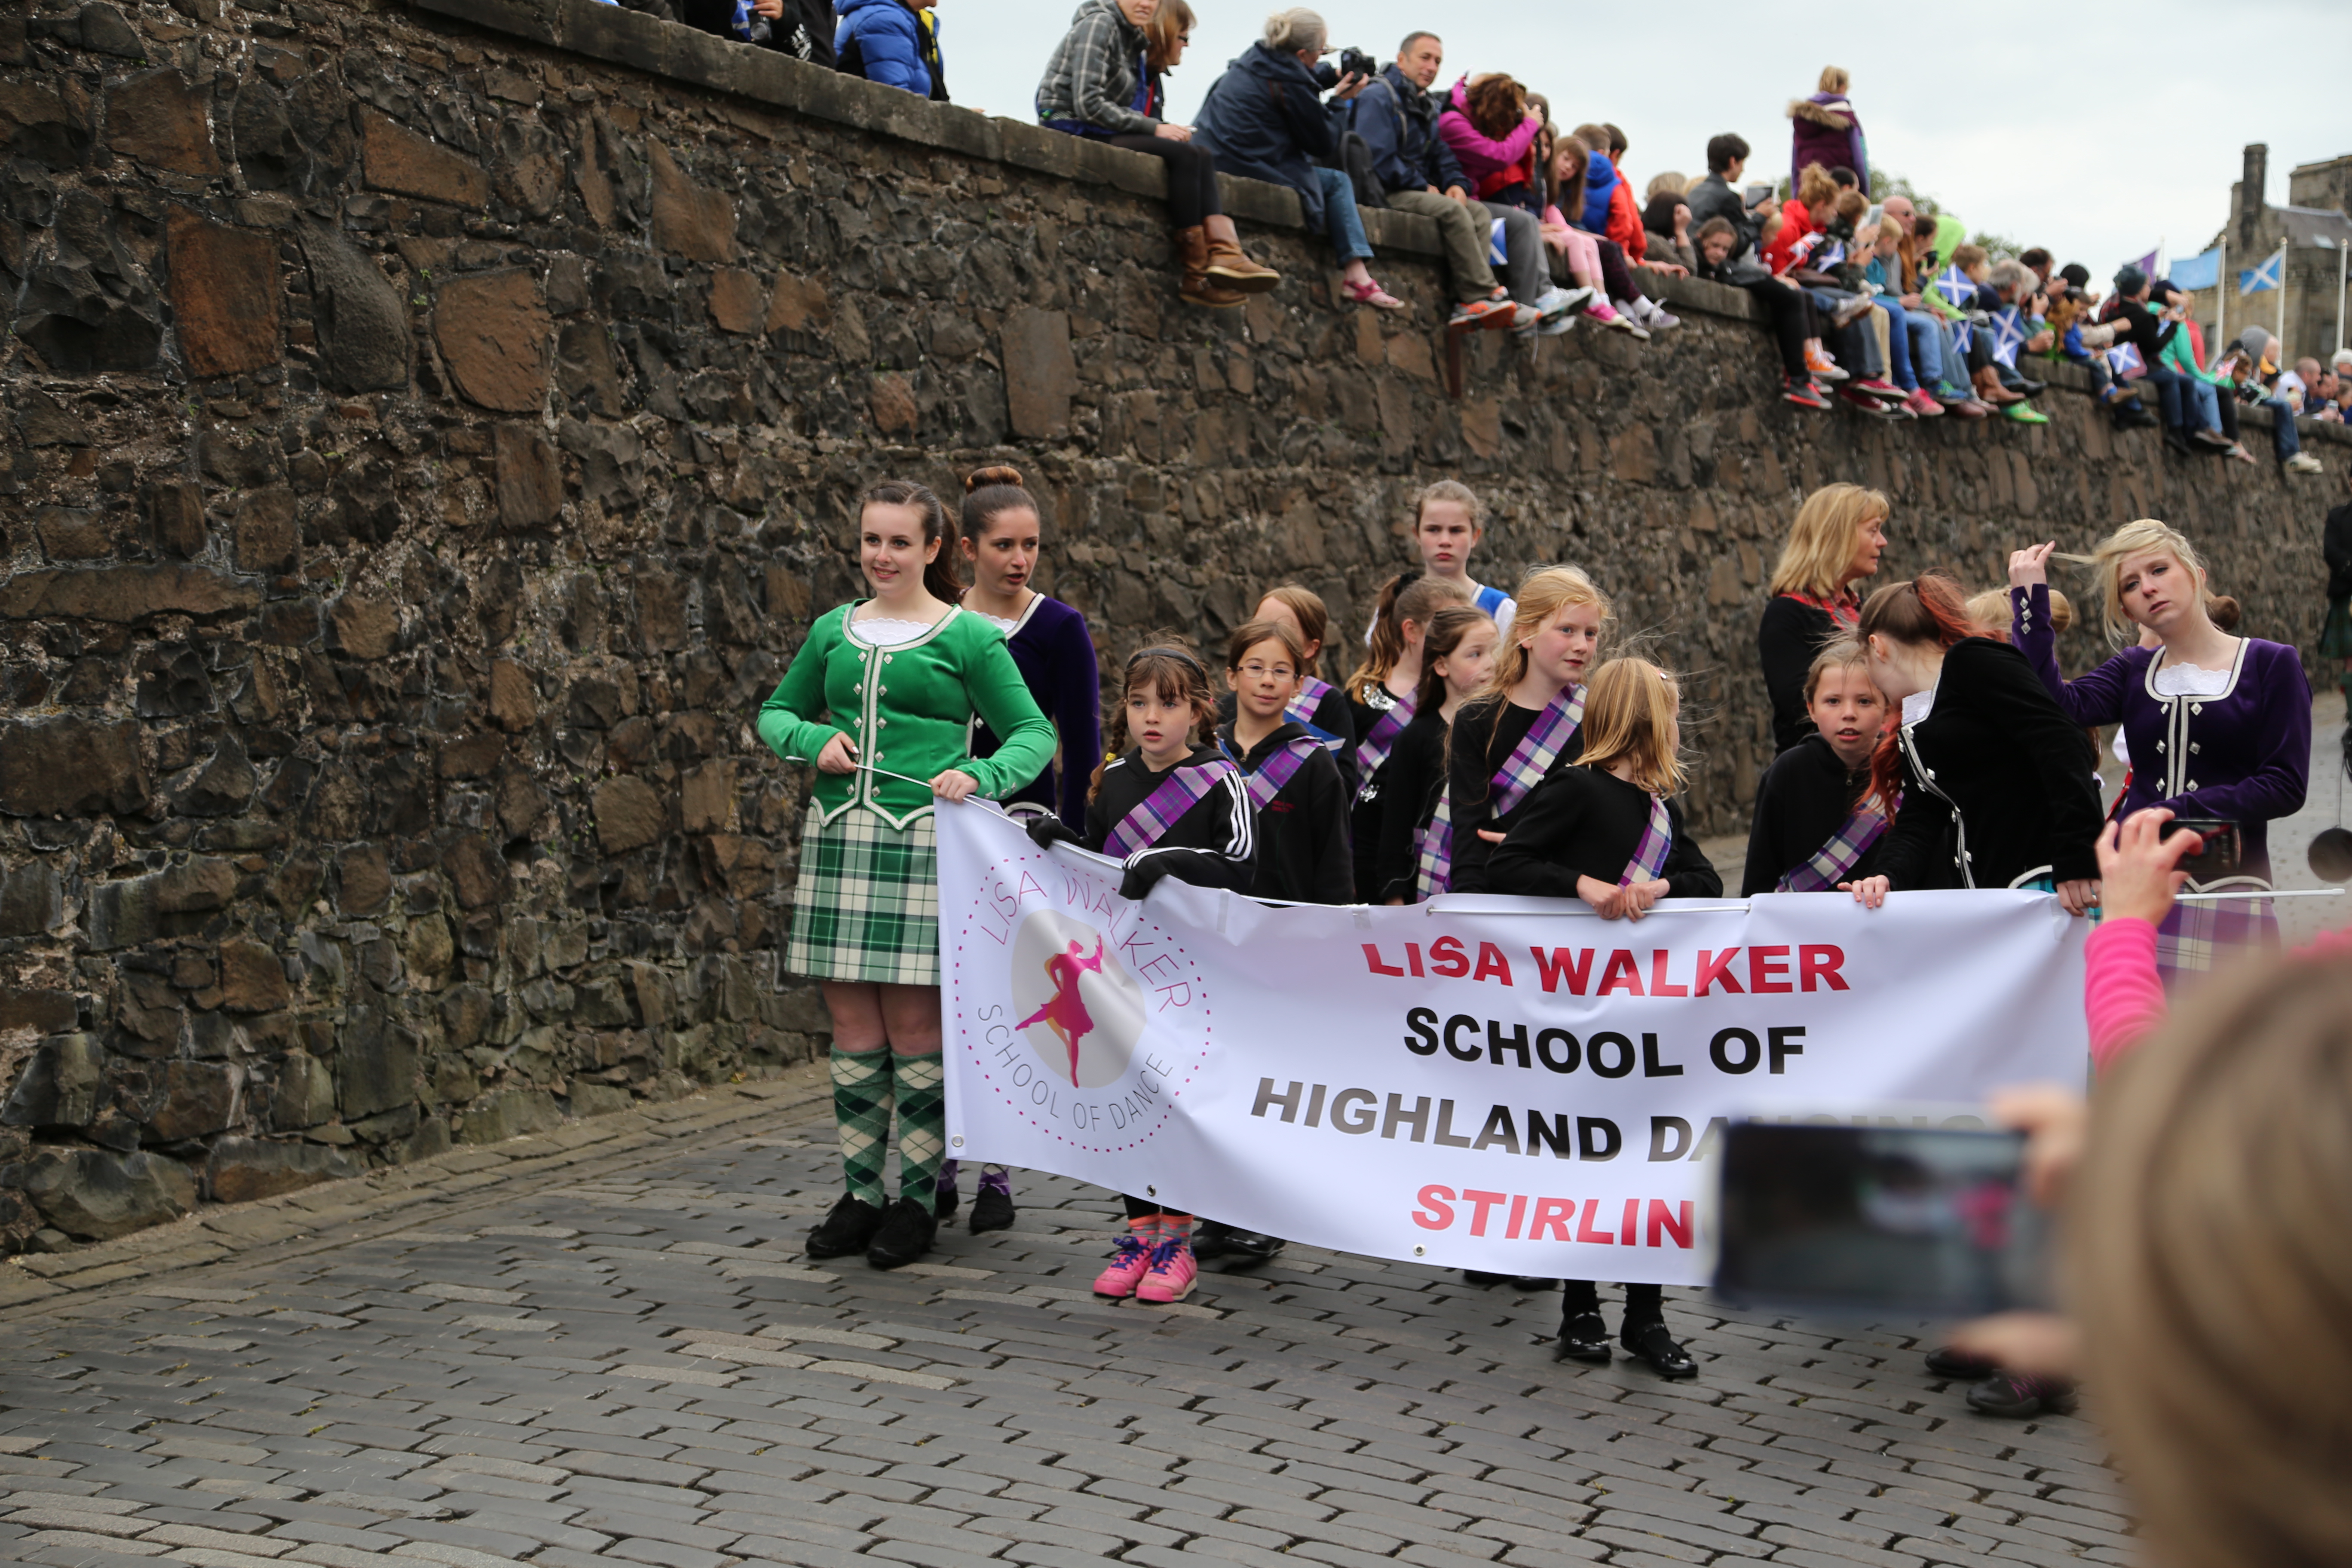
[946,0,2352,281]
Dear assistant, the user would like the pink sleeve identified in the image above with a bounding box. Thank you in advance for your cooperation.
[1437,108,1538,163]
[2084,918,2165,1072]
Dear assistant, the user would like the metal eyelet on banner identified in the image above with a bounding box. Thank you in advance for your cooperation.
[1145,1184,1157,1197]
[951,1136,964,1148]
[1413,1245,1426,1257]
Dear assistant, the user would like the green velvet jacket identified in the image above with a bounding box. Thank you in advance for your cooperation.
[758,603,1056,827]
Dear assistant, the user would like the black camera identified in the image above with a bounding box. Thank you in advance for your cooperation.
[1337,46,1378,80]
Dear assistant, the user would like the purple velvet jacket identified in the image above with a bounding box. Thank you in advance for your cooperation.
[2011,585,2310,881]
[968,591,1102,825]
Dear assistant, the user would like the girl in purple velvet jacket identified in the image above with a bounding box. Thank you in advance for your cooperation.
[2008,522,2310,987]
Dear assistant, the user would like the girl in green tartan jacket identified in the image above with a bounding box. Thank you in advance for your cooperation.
[757,480,1055,1272]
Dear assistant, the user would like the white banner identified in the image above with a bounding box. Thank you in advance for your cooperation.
[936,803,2089,1285]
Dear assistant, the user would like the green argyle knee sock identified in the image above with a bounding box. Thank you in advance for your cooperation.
[891,1052,947,1204]
[830,1047,893,1209]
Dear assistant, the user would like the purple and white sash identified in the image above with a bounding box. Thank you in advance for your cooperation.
[1285,677,1335,727]
[1103,760,1238,860]
[1774,809,1888,893]
[1232,736,1321,813]
[1352,687,1417,802]
[1620,794,1675,886]
[1414,688,1586,901]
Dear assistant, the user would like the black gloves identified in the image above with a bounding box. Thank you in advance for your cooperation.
[1118,858,1170,903]
[1025,814,1081,852]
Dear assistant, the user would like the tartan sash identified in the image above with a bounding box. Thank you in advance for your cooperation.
[1414,689,1586,900]
[1102,759,1237,860]
[1775,809,1889,892]
[1229,736,1320,814]
[1620,794,1675,886]
[1285,678,1343,753]
[1352,687,1417,802]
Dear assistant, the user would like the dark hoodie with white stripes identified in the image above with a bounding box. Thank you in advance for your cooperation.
[1083,742,1258,893]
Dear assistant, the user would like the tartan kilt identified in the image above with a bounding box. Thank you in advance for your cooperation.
[2154,890,2279,991]
[785,805,940,986]
[2320,597,2352,665]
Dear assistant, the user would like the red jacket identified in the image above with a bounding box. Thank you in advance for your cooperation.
[1605,180,1645,263]
[1761,197,1817,277]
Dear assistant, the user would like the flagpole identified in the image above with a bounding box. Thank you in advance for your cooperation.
[2276,240,2288,358]
[2216,233,2226,352]
[2337,238,2346,355]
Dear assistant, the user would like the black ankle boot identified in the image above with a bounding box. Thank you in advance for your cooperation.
[808,1193,885,1259]
[1219,1231,1286,1266]
[866,1195,937,1270]
[968,1185,1015,1233]
[1192,1220,1234,1260]
[1556,1311,1612,1363]
[1622,1319,1697,1380]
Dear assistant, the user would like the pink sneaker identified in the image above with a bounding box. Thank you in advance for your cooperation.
[1092,1234,1154,1298]
[1134,1239,1197,1305]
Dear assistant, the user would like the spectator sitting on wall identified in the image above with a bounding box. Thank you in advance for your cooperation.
[1340,34,1566,334]
[1642,187,1696,273]
[1537,133,1645,337]
[2110,265,2226,458]
[1035,0,1279,311]
[1596,126,1686,279]
[1788,66,1867,193]
[2147,293,2254,463]
[1437,73,1542,213]
[1687,134,1770,261]
[1971,257,2052,424]
[1693,216,1830,410]
[1864,218,1962,418]
[1767,168,1897,415]
[1562,119,1680,329]
[1193,8,1406,312]
[682,0,837,65]
[834,0,945,98]
[2279,355,2327,414]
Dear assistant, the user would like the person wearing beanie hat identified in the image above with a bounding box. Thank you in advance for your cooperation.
[2110,269,2215,456]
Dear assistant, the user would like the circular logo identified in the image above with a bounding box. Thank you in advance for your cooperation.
[949,834,1213,1152]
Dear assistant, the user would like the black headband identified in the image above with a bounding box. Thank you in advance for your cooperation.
[1127,645,1207,676]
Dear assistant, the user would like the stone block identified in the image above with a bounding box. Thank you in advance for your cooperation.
[337,844,391,914]
[144,479,207,558]
[219,938,291,1012]
[1003,307,1076,439]
[435,269,553,413]
[0,859,63,937]
[165,208,280,379]
[36,505,110,559]
[594,775,666,854]
[20,1147,197,1240]
[0,563,260,622]
[680,760,735,833]
[141,1060,235,1140]
[338,1008,420,1120]
[361,108,489,207]
[766,272,830,333]
[233,486,298,572]
[441,833,508,909]
[489,660,538,731]
[494,423,562,530]
[869,373,917,436]
[155,856,235,913]
[330,594,400,658]
[1,1032,102,1127]
[456,1087,564,1145]
[106,68,221,175]
[300,219,410,394]
[267,1050,336,1130]
[206,1136,358,1203]
[708,267,764,334]
[0,718,148,817]
[649,140,736,263]
[571,1082,633,1117]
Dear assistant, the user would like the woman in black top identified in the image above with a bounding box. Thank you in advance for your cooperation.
[1486,658,1720,1379]
[1758,483,1889,753]
[1373,606,1499,902]
[1344,574,1472,901]
[1840,576,2104,911]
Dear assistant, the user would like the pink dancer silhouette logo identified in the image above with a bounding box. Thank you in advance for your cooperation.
[1007,911,1148,1089]
[1015,937,1107,1086]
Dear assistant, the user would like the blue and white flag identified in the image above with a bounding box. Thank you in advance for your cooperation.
[1933,263,1976,309]
[2239,250,2283,294]
[2168,247,2222,293]
[1488,218,1509,268]
[1989,307,2026,368]
[2106,342,2144,378]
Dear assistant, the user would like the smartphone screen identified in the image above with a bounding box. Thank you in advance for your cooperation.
[1713,1123,2047,1318]
[2163,817,2240,880]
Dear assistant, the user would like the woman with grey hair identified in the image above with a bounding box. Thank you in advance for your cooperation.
[1192,8,1408,310]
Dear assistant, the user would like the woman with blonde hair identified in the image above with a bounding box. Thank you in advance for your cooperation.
[1433,566,1611,896]
[1488,657,1721,1378]
[1758,483,1890,751]
[2007,522,2310,988]
[1788,64,1866,191]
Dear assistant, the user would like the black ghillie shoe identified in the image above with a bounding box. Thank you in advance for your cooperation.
[1623,1320,1697,1380]
[808,1193,884,1259]
[865,1195,938,1271]
[968,1185,1015,1234]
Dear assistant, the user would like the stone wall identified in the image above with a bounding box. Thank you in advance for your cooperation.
[1,0,2345,1254]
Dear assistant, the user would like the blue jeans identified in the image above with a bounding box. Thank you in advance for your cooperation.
[1314,169,1373,263]
[2141,363,2189,430]
[1901,306,1945,388]
[2255,394,2301,459]
[2184,376,2221,435]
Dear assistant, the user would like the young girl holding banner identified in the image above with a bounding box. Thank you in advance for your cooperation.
[1236,585,1356,767]
[1375,606,1498,903]
[1741,641,1893,894]
[1347,575,1473,901]
[1486,657,1722,1378]
[1841,575,2104,909]
[948,465,1101,1234]
[1024,639,1256,1305]
[1436,567,1611,896]
[2007,522,2310,987]
[758,481,1055,1271]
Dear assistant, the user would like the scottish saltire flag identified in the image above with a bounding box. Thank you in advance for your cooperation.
[2239,251,2283,294]
[1934,263,1976,308]
[1989,308,2026,367]
[1488,217,1508,267]
[1948,320,1971,362]
[1815,239,1846,269]
[2168,248,2222,292]
[2107,343,2144,378]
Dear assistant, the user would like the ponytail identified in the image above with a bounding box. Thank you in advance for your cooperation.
[1346,573,1471,702]
[1855,573,1987,817]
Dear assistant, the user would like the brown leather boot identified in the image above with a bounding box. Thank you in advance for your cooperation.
[1176,226,1245,309]
[1973,364,2023,405]
[1204,234,1280,294]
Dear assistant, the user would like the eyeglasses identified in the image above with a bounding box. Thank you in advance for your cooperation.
[1236,662,1296,680]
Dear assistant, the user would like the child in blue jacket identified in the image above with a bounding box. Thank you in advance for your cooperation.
[834,0,945,100]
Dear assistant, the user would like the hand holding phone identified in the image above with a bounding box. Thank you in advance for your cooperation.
[2161,816,2241,881]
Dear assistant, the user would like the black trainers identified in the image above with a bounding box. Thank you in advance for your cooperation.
[1219,1231,1287,1267]
[1556,1311,1612,1363]
[1623,1320,1697,1380]
[1966,1370,2077,1418]
[1191,1220,1234,1260]
[968,1185,1015,1234]
[1924,1344,2000,1380]
[807,1193,885,1259]
[865,1195,937,1271]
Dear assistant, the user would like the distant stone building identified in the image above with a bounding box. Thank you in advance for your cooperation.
[2184,144,2352,367]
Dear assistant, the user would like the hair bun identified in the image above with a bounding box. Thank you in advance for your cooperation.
[965,464,1024,494]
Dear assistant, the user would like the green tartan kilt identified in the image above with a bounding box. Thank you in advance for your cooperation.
[2320,597,2352,665]
[785,805,941,986]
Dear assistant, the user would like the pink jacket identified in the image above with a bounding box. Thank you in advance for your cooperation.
[1435,79,1539,196]
[2086,917,2352,1071]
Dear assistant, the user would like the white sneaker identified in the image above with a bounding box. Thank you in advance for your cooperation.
[1635,297,1681,330]
[2285,452,2323,474]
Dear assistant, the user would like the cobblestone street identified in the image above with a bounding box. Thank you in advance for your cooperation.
[0,1092,2132,1568]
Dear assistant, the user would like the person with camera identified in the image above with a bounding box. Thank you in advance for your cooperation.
[1192,7,1404,312]
[1685,133,1772,260]
[2006,522,2311,992]
[2108,266,2226,459]
[1338,32,1562,334]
